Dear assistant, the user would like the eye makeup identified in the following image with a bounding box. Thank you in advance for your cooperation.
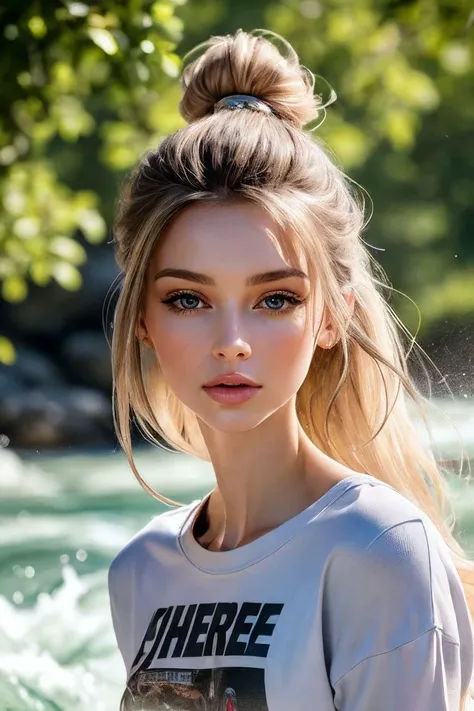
[160,289,305,316]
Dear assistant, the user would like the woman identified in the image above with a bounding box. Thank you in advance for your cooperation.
[108,29,474,710]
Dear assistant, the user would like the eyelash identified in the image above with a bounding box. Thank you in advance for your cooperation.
[161,289,304,316]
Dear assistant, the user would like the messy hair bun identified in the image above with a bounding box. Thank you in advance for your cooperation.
[179,29,321,130]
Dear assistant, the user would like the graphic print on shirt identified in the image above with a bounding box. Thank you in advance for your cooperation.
[120,601,284,710]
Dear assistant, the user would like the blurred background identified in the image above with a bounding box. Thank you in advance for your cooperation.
[0,1,473,710]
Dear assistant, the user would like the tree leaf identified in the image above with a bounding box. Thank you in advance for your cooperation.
[49,236,87,265]
[2,274,28,302]
[30,259,52,286]
[87,28,119,56]
[0,336,16,365]
[51,262,83,290]
[77,209,107,243]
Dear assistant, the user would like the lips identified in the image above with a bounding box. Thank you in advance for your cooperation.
[202,375,262,405]
[203,373,261,388]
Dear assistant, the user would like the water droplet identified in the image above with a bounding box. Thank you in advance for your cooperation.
[76,549,88,562]
[60,553,70,564]
[0,434,10,447]
[24,565,35,578]
[12,591,24,604]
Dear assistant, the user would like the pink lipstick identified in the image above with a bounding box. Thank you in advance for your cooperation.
[202,373,262,405]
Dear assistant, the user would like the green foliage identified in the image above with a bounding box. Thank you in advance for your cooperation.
[0,161,105,299]
[0,0,187,362]
[1,0,473,365]
[0,336,15,365]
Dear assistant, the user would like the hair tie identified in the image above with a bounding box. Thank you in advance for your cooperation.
[214,94,276,116]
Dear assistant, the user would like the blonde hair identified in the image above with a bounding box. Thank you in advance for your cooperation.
[110,29,474,707]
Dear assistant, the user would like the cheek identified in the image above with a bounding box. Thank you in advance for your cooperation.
[261,314,313,361]
[150,318,203,371]
[256,318,315,393]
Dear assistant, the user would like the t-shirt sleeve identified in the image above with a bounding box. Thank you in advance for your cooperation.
[108,552,134,680]
[333,625,462,710]
[322,519,473,710]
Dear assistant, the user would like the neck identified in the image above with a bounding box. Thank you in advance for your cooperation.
[196,401,348,551]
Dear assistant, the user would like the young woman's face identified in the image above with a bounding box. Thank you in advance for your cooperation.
[141,201,325,432]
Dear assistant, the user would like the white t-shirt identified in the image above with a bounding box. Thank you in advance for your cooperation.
[108,472,474,710]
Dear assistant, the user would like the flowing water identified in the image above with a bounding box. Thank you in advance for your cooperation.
[1,398,474,711]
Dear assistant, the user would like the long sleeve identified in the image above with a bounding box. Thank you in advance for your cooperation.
[321,518,473,711]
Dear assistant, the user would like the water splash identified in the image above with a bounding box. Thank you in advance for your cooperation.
[0,565,123,711]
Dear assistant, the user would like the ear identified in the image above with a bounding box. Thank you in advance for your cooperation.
[316,290,355,350]
[136,314,154,349]
[342,289,355,317]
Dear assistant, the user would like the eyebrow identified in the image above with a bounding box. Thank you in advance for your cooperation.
[153,267,308,286]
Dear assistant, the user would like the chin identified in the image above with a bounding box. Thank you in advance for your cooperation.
[194,408,268,432]
[197,403,286,434]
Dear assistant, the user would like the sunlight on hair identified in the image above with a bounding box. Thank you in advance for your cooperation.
[108,29,474,710]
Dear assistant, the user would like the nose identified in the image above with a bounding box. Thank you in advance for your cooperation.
[211,317,252,362]
[212,338,251,361]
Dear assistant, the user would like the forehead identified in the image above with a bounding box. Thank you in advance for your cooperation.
[152,201,305,273]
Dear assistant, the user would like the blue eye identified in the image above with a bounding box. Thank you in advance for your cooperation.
[257,292,303,313]
[177,294,200,309]
[264,295,287,310]
[161,291,205,314]
[161,290,303,315]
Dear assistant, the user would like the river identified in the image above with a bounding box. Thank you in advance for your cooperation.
[1,397,473,710]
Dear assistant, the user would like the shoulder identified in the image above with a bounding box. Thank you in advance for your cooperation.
[323,474,436,545]
[321,474,457,572]
[321,477,468,680]
[108,500,197,587]
[106,501,199,678]
[324,514,436,627]
[324,475,459,619]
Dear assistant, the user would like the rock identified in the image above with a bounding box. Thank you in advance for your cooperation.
[0,345,63,389]
[0,386,114,448]
[0,239,123,448]
[0,370,24,400]
[0,244,119,339]
[61,331,112,390]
